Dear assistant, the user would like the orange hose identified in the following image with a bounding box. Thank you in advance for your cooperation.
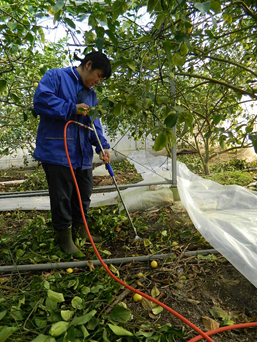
[64,120,257,342]
[188,322,257,341]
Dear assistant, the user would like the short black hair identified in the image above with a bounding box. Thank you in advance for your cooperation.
[74,51,112,79]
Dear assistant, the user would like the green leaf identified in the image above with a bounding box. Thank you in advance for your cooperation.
[49,321,69,337]
[38,27,45,43]
[7,21,17,30]
[16,249,25,258]
[163,40,172,64]
[0,326,18,342]
[108,324,133,336]
[194,1,211,14]
[45,297,57,310]
[10,93,20,102]
[48,289,65,303]
[113,103,125,116]
[137,35,154,44]
[155,13,166,30]
[164,113,179,128]
[51,0,64,13]
[172,53,185,67]
[147,0,160,12]
[80,325,90,339]
[213,114,223,125]
[154,131,168,151]
[71,310,97,326]
[0,79,7,93]
[180,41,189,55]
[136,330,154,338]
[166,128,176,148]
[210,0,222,13]
[109,305,131,323]
[109,264,120,277]
[71,296,83,309]
[127,60,136,72]
[91,284,104,293]
[53,10,61,24]
[205,29,214,38]
[249,134,257,153]
[35,318,47,329]
[152,306,163,315]
[31,334,49,342]
[106,30,118,46]
[0,310,7,320]
[246,126,253,133]
[61,310,74,321]
[204,131,213,139]
[151,285,160,298]
[249,137,257,151]
[96,38,105,50]
[222,317,235,326]
[209,306,227,319]
[64,18,76,29]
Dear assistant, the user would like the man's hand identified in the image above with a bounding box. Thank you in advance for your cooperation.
[100,149,111,164]
[76,103,90,116]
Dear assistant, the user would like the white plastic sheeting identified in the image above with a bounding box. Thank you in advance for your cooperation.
[128,150,257,288]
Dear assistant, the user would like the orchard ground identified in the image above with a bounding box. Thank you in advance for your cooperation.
[0,153,257,341]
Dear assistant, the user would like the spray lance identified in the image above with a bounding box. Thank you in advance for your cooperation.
[74,119,141,240]
[91,121,141,240]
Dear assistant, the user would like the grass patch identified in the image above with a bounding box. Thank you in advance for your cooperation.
[204,170,253,186]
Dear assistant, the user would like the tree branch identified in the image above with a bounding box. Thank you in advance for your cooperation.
[174,72,257,99]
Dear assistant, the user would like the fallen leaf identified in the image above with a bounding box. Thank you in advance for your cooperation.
[87,261,95,271]
[151,285,160,298]
[0,277,9,283]
[149,312,160,319]
[202,316,220,331]
[186,298,200,305]
[152,305,163,315]
[135,280,146,288]
[209,306,227,319]
[150,276,170,285]
[141,297,152,311]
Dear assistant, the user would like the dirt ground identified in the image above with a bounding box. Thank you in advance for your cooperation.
[0,154,257,341]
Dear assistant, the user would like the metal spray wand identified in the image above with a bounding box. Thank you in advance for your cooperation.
[91,122,141,240]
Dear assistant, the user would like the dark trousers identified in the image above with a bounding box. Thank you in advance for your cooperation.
[42,163,93,231]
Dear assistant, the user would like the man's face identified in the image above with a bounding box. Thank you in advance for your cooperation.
[80,61,104,88]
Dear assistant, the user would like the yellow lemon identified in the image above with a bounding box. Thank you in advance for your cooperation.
[133,293,142,302]
[137,272,144,278]
[34,82,38,88]
[66,268,73,274]
[151,260,158,268]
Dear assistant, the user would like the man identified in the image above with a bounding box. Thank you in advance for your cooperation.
[33,51,111,254]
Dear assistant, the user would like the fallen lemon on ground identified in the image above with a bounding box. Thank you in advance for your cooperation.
[137,272,144,278]
[151,260,158,268]
[133,293,142,302]
[66,268,73,274]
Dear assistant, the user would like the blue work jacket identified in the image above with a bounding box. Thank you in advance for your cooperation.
[33,67,110,169]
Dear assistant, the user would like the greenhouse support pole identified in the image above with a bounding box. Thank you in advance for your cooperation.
[170,78,177,186]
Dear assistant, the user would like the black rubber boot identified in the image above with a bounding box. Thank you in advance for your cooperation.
[72,224,102,243]
[57,226,81,254]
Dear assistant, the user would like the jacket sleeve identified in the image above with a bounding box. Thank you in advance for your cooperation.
[33,69,77,121]
[90,117,110,154]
